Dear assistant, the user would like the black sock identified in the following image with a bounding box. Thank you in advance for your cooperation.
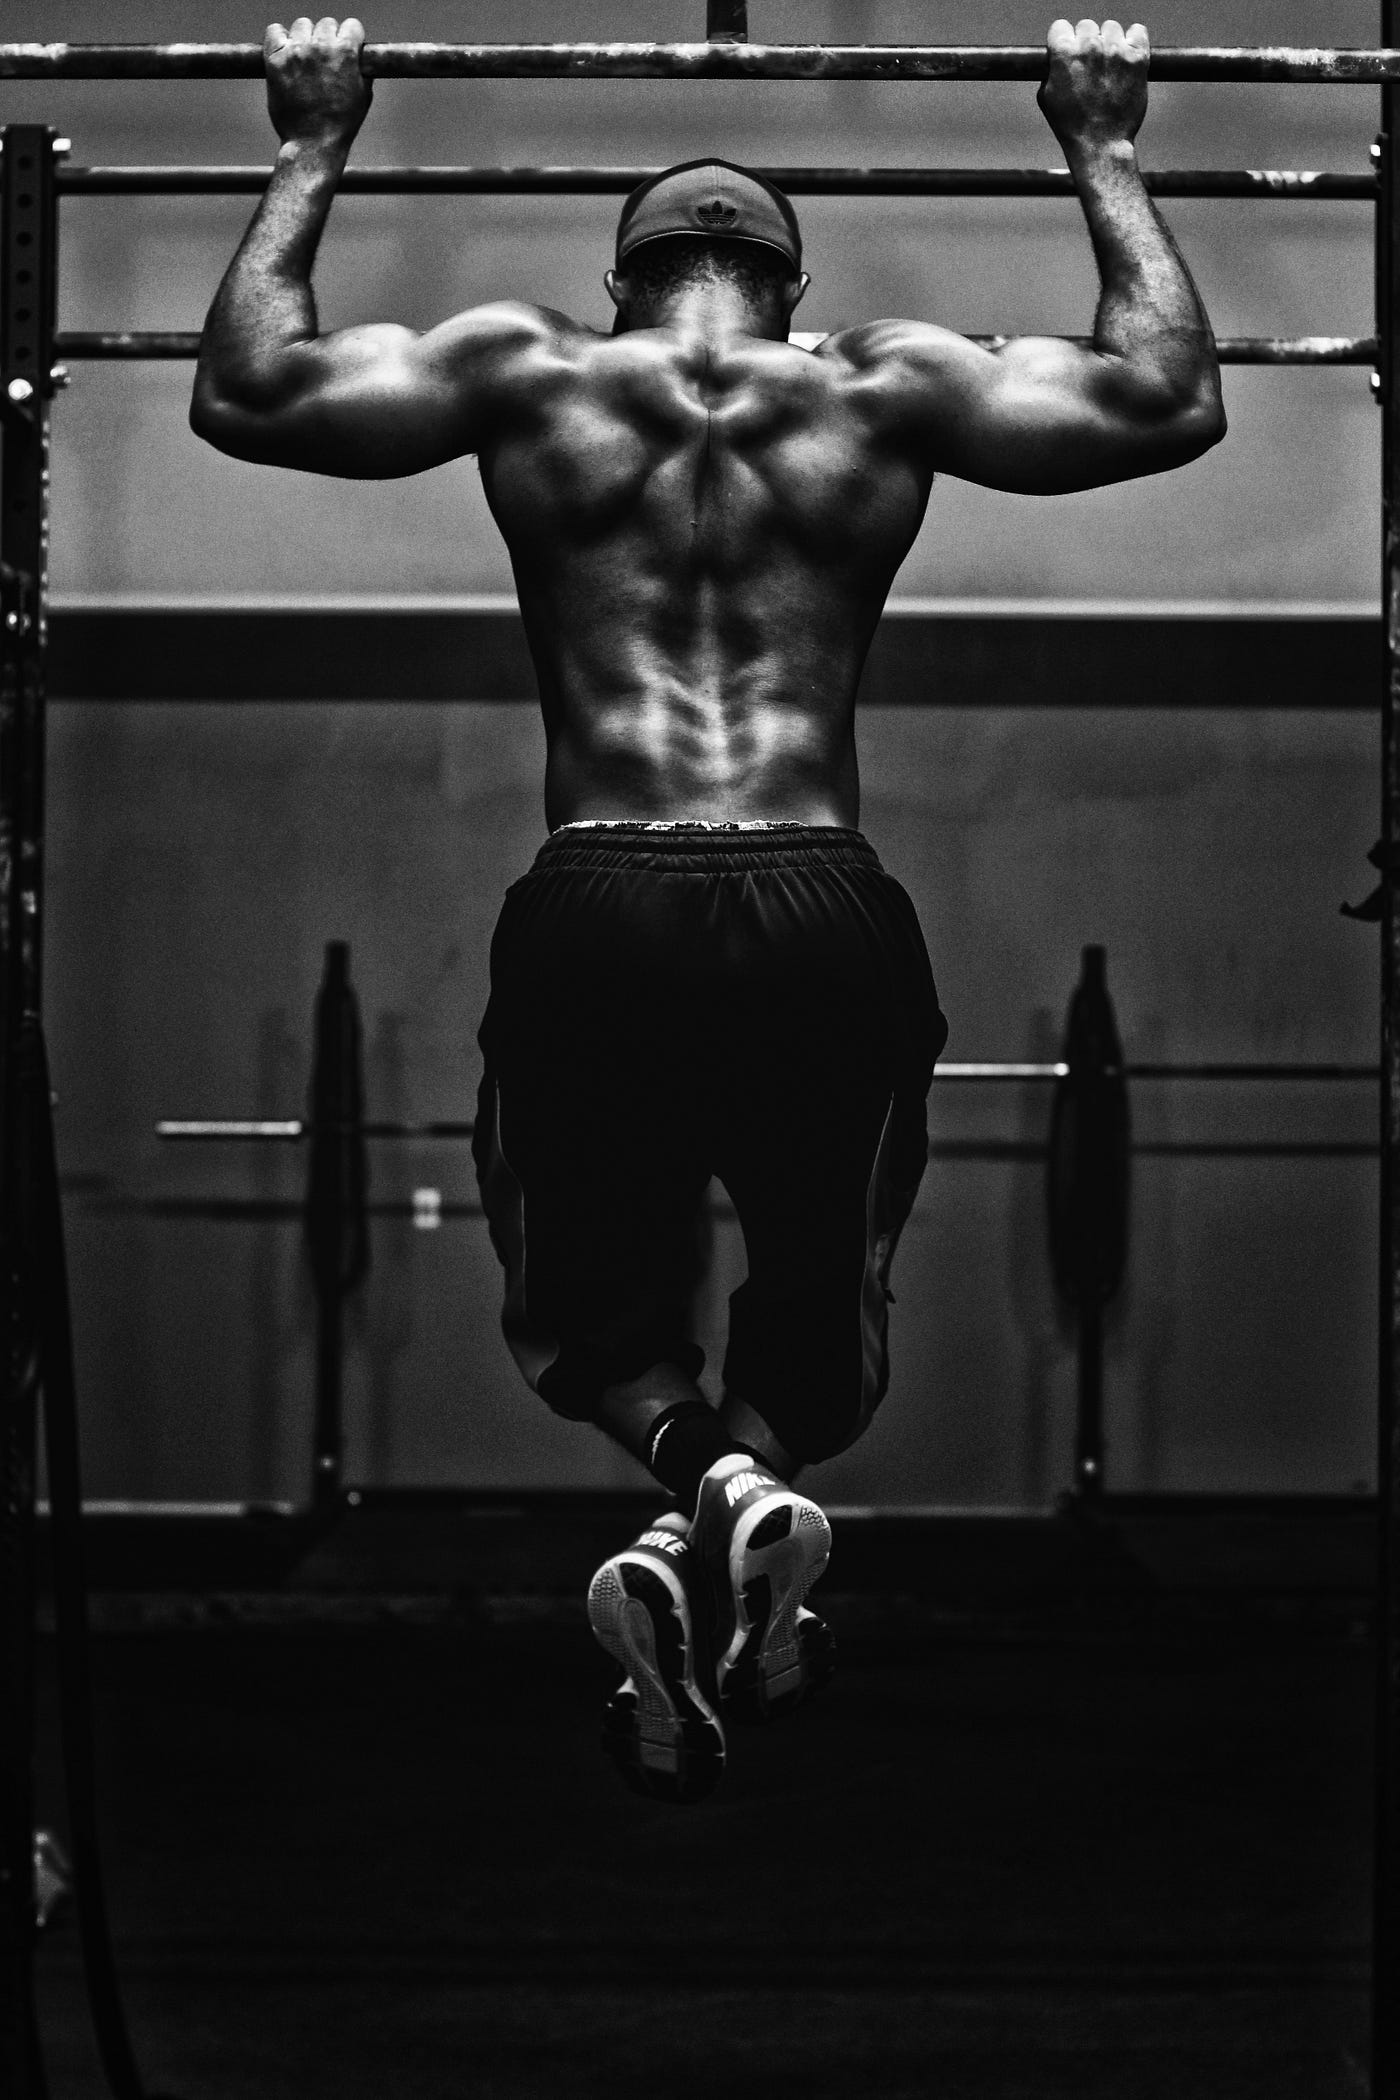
[644,1402,748,1514]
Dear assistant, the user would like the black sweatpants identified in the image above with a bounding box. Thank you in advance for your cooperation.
[473,822,948,1465]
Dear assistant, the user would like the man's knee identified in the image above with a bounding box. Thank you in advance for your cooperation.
[722,1297,891,1467]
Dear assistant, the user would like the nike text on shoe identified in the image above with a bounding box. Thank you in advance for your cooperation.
[692,1454,836,1725]
[586,1511,726,1804]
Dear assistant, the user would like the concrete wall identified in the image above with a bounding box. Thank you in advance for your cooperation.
[6,0,1385,1504]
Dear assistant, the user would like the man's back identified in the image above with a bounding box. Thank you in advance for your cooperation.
[478,316,933,828]
[190,19,1225,830]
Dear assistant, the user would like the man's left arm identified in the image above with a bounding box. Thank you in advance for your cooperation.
[833,18,1226,495]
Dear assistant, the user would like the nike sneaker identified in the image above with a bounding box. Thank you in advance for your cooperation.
[691,1454,835,1724]
[586,1509,726,1805]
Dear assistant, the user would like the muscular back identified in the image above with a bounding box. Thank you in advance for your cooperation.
[477,318,932,828]
[193,22,1226,828]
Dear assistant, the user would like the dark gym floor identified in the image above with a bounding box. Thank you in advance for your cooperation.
[34,1500,1375,2100]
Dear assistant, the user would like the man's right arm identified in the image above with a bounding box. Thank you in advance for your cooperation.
[189,16,564,476]
[192,288,564,478]
[835,17,1225,495]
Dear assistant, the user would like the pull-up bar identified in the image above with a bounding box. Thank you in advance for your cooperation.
[47,331,1375,366]
[42,164,1382,201]
[3,42,1400,84]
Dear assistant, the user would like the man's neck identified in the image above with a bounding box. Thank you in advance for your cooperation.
[631,283,785,343]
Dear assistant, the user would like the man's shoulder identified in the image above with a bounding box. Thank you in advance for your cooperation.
[813,319,979,375]
[432,301,598,361]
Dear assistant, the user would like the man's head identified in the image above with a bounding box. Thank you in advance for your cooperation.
[606,160,809,337]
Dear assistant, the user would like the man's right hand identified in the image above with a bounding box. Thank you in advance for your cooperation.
[1037,18,1149,156]
[265,16,372,150]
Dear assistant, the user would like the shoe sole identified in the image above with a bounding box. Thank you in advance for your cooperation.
[587,1556,725,1804]
[709,1496,835,1724]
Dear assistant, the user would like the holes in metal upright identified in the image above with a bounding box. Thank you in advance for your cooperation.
[0,127,58,1030]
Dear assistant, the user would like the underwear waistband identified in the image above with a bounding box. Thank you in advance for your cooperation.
[533,821,880,876]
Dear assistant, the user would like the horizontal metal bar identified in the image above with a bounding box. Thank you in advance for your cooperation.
[156,1118,477,1140]
[59,332,1378,366]
[1133,1141,1379,1157]
[979,337,1379,366]
[1210,337,1377,364]
[91,1196,490,1221]
[35,1498,300,1519]
[57,332,203,359]
[153,1063,1382,1140]
[937,1063,1066,1080]
[51,164,1378,201]
[158,1119,302,1140]
[1128,1062,1379,1079]
[4,43,1400,83]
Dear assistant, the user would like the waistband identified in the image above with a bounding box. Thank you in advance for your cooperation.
[533,821,880,876]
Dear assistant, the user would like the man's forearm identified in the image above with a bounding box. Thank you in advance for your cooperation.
[1069,138,1218,400]
[197,138,349,410]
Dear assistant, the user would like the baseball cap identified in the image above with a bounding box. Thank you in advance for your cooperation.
[616,159,801,271]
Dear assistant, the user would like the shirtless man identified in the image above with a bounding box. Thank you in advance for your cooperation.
[192,16,1224,1804]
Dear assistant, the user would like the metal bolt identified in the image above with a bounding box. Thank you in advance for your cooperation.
[49,364,69,389]
[52,137,72,158]
[1374,140,1384,163]
[1374,371,1385,400]
[6,377,34,404]
[4,612,19,631]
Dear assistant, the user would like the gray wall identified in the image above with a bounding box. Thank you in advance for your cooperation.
[11,0,1382,604]
[7,0,1384,1504]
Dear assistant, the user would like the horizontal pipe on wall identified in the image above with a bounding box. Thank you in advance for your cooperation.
[48,165,1379,200]
[3,43,1400,83]
[51,332,1378,365]
[152,1065,1379,1135]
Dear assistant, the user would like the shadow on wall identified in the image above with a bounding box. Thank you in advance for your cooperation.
[247,1004,305,1503]
[1117,1010,1180,1497]
[1001,1005,1076,1507]
[360,1007,416,1484]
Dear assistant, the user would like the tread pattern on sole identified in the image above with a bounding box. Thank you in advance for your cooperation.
[712,1494,836,1725]
[588,1554,725,1805]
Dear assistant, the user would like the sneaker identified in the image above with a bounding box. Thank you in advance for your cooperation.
[691,1455,835,1724]
[586,1509,726,1805]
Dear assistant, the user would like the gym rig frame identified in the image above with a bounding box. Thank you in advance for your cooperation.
[1,8,1398,2095]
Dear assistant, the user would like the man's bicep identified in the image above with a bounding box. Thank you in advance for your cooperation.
[268,323,467,476]
[196,303,560,478]
[871,325,1209,496]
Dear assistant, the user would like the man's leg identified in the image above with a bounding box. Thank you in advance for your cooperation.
[699,832,947,1727]
[598,1361,754,1509]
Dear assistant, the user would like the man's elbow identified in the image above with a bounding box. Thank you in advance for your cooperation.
[189,371,245,455]
[1166,382,1227,466]
[189,354,299,462]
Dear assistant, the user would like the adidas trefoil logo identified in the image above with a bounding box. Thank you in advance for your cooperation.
[724,1469,771,1508]
[696,199,738,229]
